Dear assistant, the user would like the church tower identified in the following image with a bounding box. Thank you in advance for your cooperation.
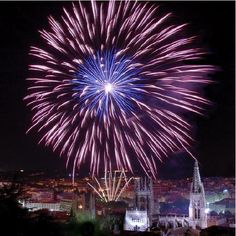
[134,177,154,224]
[189,161,207,229]
[124,177,153,232]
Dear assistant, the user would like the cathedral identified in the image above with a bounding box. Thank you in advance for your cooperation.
[124,161,207,231]
[188,161,207,229]
[124,177,154,231]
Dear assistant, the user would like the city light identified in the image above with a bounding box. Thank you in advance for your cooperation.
[205,208,210,214]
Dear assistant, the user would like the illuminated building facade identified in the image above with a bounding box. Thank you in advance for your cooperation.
[124,161,208,232]
[124,177,153,231]
[22,201,61,212]
[123,210,149,232]
[134,176,154,223]
[189,161,207,229]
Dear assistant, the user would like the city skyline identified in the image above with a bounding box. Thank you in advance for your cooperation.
[0,1,234,178]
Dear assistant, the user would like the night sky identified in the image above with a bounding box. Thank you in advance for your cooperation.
[0,1,234,178]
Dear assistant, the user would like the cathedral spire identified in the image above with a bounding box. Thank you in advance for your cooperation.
[192,161,202,193]
[189,161,207,229]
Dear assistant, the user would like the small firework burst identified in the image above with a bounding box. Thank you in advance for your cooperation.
[88,169,133,202]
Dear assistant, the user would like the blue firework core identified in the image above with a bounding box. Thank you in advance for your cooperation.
[72,50,141,116]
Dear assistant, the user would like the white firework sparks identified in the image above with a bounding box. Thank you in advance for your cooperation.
[88,169,133,202]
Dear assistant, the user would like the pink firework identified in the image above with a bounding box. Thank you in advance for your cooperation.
[25,1,215,179]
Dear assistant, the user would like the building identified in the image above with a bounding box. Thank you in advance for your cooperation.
[124,161,208,232]
[123,210,149,232]
[22,201,61,212]
[124,176,154,231]
[189,161,207,229]
[156,161,207,230]
[209,198,235,214]
[134,177,154,222]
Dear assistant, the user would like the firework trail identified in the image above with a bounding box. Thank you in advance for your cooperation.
[88,169,133,202]
[25,1,214,179]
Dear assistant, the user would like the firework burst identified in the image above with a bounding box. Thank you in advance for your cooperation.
[88,169,133,202]
[25,1,215,179]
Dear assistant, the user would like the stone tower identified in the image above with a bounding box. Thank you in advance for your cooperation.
[134,177,154,224]
[189,161,207,229]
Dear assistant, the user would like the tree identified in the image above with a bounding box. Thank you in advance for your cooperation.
[0,181,30,235]
[30,209,63,236]
[0,178,63,236]
[65,212,106,236]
